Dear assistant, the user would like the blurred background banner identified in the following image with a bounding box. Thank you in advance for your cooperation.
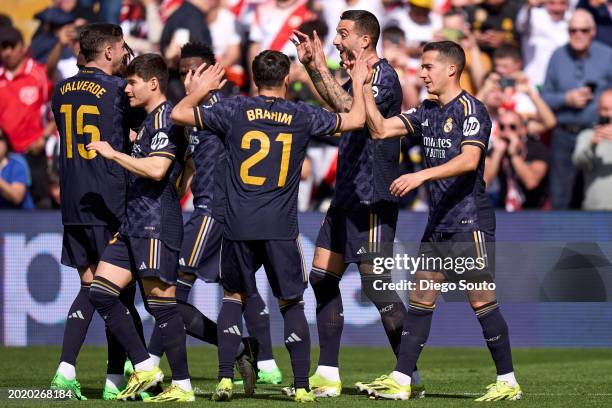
[1,210,611,348]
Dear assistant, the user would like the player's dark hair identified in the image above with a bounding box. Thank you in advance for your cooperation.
[125,53,169,94]
[252,50,290,89]
[180,41,216,66]
[492,44,522,62]
[340,9,380,48]
[423,40,466,77]
[79,23,123,62]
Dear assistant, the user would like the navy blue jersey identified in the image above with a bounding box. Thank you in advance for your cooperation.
[120,101,187,249]
[398,91,495,234]
[334,58,403,210]
[194,95,341,240]
[52,67,131,226]
[187,92,226,217]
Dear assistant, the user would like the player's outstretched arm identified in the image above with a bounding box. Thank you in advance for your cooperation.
[292,30,353,112]
[86,141,172,181]
[364,83,408,139]
[172,63,226,127]
[389,145,482,197]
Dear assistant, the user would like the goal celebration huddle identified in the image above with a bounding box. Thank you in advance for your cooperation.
[49,10,520,403]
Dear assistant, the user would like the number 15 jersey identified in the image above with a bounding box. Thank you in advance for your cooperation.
[194,95,340,240]
[52,67,131,227]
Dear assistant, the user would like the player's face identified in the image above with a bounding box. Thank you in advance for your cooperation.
[179,57,205,84]
[0,42,25,71]
[419,50,450,95]
[333,19,362,67]
[109,39,128,75]
[125,74,153,108]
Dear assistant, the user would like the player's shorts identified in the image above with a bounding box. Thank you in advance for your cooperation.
[315,202,398,264]
[178,211,222,282]
[220,238,308,300]
[418,230,495,282]
[61,225,117,269]
[101,234,179,285]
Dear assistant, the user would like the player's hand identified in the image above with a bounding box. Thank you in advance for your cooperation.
[291,30,315,69]
[86,141,116,159]
[565,87,592,109]
[390,172,427,197]
[311,30,328,70]
[192,62,227,98]
[184,64,206,95]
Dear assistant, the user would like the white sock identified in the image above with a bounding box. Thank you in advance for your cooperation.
[57,362,76,380]
[134,358,154,372]
[315,365,340,382]
[497,372,517,387]
[411,370,421,386]
[106,374,126,389]
[172,379,193,392]
[258,359,278,372]
[149,354,161,367]
[390,371,411,386]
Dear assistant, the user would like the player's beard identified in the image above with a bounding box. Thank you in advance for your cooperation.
[338,48,355,70]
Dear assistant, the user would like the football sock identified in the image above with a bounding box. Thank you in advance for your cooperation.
[59,282,95,367]
[497,372,518,387]
[258,359,278,371]
[310,267,343,368]
[90,277,149,366]
[147,326,164,360]
[243,292,274,361]
[121,282,145,345]
[107,281,144,374]
[177,300,219,345]
[474,301,515,377]
[146,296,190,381]
[217,298,243,379]
[175,278,194,302]
[172,378,193,392]
[394,301,435,377]
[149,354,161,367]
[57,362,76,380]
[314,366,340,382]
[105,374,126,389]
[390,370,411,386]
[361,274,408,357]
[280,300,310,390]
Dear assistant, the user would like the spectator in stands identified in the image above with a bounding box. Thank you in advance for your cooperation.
[485,109,550,210]
[0,26,54,208]
[382,25,420,109]
[30,7,76,64]
[78,0,123,24]
[541,8,612,209]
[160,0,213,63]
[119,0,164,54]
[486,45,557,133]
[577,0,612,49]
[0,131,34,209]
[572,89,612,210]
[469,0,522,56]
[203,0,242,68]
[517,0,570,88]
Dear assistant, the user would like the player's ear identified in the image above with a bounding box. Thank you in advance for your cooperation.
[360,35,371,50]
[104,44,113,61]
[448,63,457,78]
[150,77,159,92]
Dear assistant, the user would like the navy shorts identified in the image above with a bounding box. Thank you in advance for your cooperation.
[419,230,495,282]
[101,234,179,285]
[178,211,222,282]
[61,225,117,269]
[315,202,398,264]
[220,238,308,300]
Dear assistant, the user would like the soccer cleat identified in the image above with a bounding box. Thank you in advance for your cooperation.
[50,372,87,400]
[102,383,124,400]
[235,337,258,396]
[140,383,164,400]
[211,378,233,401]
[257,367,283,384]
[355,374,389,396]
[369,375,411,400]
[124,360,134,377]
[294,388,316,403]
[116,366,164,400]
[474,381,522,402]
[309,373,342,398]
[143,385,195,402]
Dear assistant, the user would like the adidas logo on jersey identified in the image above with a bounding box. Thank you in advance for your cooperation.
[139,262,147,270]
[223,325,241,336]
[285,333,302,343]
[68,310,85,320]
[357,247,367,255]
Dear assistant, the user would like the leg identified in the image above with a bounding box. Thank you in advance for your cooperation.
[216,291,247,381]
[244,291,280,382]
[278,297,310,390]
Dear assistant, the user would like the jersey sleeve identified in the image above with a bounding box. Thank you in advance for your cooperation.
[396,104,424,136]
[148,109,179,160]
[193,98,235,137]
[460,100,491,151]
[303,103,341,138]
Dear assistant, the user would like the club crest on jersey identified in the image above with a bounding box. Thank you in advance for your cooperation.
[151,131,169,150]
[463,117,481,137]
[443,117,453,133]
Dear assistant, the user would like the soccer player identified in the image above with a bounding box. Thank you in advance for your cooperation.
[361,41,522,401]
[86,54,193,402]
[50,23,145,400]
[171,49,369,402]
[146,42,274,392]
[292,10,421,398]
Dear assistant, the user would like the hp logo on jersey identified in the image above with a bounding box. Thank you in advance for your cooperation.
[462,117,480,137]
[151,131,169,150]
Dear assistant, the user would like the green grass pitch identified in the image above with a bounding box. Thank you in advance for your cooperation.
[1,346,610,407]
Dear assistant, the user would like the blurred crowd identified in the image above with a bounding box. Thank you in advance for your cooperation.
[1,0,612,212]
